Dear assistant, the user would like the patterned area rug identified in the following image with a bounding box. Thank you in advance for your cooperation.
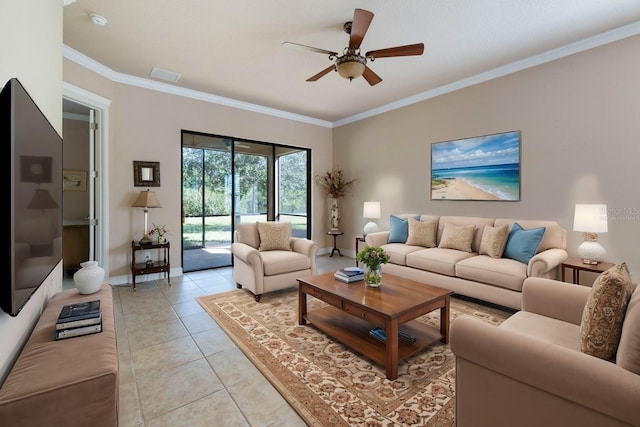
[197,288,512,426]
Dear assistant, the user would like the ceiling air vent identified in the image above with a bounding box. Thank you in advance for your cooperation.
[150,67,181,83]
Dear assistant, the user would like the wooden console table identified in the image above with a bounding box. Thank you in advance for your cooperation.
[131,240,170,290]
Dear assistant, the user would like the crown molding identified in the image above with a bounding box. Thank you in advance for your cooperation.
[64,20,640,129]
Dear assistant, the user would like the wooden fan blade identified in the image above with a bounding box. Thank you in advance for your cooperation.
[306,65,335,82]
[362,66,382,86]
[349,8,374,49]
[282,41,338,57]
[365,43,424,59]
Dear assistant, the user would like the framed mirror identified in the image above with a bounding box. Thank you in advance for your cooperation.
[133,161,160,187]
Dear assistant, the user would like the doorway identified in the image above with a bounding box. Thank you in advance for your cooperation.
[181,131,311,272]
[62,83,110,283]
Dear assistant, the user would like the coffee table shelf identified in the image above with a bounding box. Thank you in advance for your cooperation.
[304,306,444,368]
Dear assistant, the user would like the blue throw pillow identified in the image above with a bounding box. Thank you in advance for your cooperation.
[503,223,546,264]
[388,215,419,243]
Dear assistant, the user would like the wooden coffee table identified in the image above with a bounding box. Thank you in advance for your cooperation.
[298,272,452,380]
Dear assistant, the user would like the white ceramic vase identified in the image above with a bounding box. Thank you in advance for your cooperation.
[330,198,340,230]
[73,261,105,295]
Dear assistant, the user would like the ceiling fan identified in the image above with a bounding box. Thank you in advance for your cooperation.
[283,8,424,86]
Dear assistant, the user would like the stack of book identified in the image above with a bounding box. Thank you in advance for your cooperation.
[334,267,364,283]
[55,300,103,340]
[369,327,417,344]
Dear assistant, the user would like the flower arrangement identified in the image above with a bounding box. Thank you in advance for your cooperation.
[148,223,168,242]
[356,245,390,285]
[314,169,357,199]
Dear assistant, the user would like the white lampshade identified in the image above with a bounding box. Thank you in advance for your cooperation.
[573,204,608,264]
[363,201,381,236]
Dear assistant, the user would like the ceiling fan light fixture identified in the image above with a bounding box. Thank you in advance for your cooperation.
[336,54,366,80]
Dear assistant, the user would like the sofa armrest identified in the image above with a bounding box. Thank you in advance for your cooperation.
[364,231,389,247]
[450,316,640,426]
[522,277,590,324]
[231,242,263,271]
[527,248,568,277]
[291,238,319,274]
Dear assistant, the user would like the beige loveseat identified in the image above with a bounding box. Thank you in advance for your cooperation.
[450,276,640,427]
[365,215,568,309]
[231,222,318,301]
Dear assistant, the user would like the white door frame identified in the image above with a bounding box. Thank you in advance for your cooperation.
[62,82,111,279]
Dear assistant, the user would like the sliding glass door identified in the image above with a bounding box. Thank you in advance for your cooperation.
[181,131,310,272]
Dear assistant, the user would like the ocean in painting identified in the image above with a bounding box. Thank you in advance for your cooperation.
[432,163,520,200]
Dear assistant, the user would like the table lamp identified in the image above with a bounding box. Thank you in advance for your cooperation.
[131,189,162,245]
[363,201,381,236]
[573,204,608,264]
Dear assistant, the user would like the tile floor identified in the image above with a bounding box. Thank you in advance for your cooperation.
[103,254,355,426]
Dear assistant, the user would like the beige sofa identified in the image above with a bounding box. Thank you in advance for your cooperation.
[450,277,640,427]
[231,222,318,301]
[365,215,568,309]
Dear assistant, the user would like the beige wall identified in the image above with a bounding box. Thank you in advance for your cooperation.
[334,34,640,282]
[0,0,63,383]
[63,61,334,281]
[63,28,639,286]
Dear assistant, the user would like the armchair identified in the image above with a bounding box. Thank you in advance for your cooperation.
[450,276,640,427]
[231,222,318,301]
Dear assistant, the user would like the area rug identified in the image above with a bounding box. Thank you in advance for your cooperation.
[197,289,513,426]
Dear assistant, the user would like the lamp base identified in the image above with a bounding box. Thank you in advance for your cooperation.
[577,235,606,265]
[138,235,153,245]
[363,221,379,236]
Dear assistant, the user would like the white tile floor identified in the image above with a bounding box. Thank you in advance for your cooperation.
[105,254,355,426]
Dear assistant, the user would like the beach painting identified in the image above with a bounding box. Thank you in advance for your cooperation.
[431,131,521,201]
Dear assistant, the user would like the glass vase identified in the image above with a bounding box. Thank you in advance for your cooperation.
[364,265,383,288]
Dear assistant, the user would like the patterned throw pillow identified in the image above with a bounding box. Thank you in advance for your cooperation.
[406,218,438,247]
[438,223,476,252]
[580,263,635,360]
[478,224,509,258]
[256,222,292,251]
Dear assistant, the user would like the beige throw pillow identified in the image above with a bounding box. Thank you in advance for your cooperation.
[479,224,509,258]
[616,286,640,374]
[406,218,438,247]
[438,223,476,253]
[256,222,292,251]
[580,263,635,360]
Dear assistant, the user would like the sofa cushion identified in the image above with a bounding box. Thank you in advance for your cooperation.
[388,215,419,243]
[438,223,476,252]
[495,219,566,252]
[381,243,423,266]
[617,285,640,374]
[260,250,310,275]
[236,222,261,249]
[500,310,582,351]
[479,224,509,258]
[580,263,634,360]
[406,217,438,247]
[406,247,476,277]
[455,256,528,291]
[503,223,545,264]
[256,222,292,251]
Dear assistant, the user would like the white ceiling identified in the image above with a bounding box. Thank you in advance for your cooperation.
[63,0,640,125]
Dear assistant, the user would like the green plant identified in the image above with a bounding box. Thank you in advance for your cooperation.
[356,245,390,269]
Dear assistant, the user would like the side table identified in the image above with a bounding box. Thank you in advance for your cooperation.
[131,240,171,290]
[326,230,344,257]
[561,257,615,284]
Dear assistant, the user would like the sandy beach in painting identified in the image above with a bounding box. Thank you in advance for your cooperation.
[432,178,501,200]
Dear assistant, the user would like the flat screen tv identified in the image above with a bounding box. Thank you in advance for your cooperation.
[1,78,62,316]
